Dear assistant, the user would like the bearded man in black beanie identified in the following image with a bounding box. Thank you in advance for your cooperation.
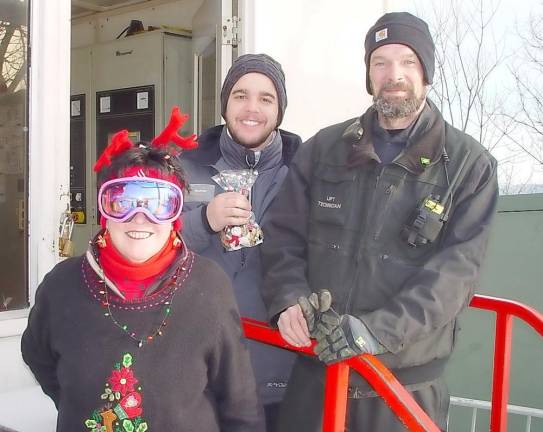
[261,12,498,431]
[181,53,301,432]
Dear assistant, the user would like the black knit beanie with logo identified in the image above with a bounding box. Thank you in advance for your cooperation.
[220,53,287,127]
[364,12,435,95]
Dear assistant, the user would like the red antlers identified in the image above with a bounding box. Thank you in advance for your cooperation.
[152,106,198,151]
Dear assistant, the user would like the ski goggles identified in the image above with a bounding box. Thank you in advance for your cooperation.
[98,177,183,224]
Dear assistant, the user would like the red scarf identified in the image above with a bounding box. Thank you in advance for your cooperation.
[99,231,179,300]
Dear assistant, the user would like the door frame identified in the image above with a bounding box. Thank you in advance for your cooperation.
[0,0,70,334]
[192,0,237,133]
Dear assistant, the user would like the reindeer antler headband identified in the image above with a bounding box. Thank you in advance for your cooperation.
[93,106,198,172]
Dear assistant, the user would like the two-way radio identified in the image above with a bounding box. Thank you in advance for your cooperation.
[402,149,471,247]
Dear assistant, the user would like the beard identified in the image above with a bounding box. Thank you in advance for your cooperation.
[373,81,425,119]
[226,119,276,149]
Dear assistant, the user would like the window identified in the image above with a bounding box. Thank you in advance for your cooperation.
[0,0,29,312]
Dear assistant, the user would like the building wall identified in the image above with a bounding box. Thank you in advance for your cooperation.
[242,0,385,140]
[0,333,35,393]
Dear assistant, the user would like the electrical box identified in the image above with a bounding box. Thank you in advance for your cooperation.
[70,30,193,254]
[70,94,86,224]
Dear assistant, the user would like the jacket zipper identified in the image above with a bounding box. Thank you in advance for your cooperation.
[373,184,395,241]
[342,165,383,314]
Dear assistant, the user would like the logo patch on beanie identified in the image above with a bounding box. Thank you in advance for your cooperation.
[375,28,388,42]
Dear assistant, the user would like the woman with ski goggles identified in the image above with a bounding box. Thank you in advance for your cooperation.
[22,107,264,432]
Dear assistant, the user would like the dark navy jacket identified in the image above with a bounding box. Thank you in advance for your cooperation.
[181,125,301,405]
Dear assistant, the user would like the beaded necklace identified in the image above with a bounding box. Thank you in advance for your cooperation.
[100,267,178,348]
[87,246,191,348]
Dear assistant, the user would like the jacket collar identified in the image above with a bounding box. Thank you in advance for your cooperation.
[183,125,302,167]
[347,99,445,175]
[219,126,283,172]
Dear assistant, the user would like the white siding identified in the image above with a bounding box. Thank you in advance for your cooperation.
[240,0,388,140]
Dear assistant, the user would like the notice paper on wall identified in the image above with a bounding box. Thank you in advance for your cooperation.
[71,100,81,117]
[100,96,111,113]
[137,91,149,110]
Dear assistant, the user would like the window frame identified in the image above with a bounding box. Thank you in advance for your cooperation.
[0,0,71,333]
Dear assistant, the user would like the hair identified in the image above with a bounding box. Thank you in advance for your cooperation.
[97,142,188,190]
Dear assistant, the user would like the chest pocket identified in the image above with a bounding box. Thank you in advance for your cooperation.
[310,164,356,226]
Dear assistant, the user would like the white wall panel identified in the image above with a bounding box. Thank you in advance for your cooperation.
[241,0,387,140]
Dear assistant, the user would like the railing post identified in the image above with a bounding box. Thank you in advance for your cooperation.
[322,362,350,432]
[490,312,514,432]
[348,356,441,432]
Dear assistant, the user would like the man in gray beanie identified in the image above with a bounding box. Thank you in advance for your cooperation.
[221,53,288,128]
[261,12,498,431]
[181,53,301,432]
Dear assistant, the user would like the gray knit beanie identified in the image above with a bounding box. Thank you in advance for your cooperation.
[221,53,287,127]
[364,12,435,95]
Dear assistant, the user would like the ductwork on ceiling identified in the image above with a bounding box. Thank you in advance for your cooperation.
[71,0,157,18]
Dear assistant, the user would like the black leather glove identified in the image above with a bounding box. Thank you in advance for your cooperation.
[298,290,386,364]
[298,290,332,337]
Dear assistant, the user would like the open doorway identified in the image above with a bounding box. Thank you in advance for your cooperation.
[69,0,238,255]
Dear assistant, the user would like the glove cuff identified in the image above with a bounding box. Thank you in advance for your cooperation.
[344,315,386,355]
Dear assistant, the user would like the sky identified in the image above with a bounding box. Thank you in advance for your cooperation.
[403,0,543,192]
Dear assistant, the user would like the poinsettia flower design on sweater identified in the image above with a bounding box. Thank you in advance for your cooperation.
[108,366,138,396]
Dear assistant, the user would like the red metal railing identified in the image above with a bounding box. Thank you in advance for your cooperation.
[242,294,543,432]
[469,295,543,432]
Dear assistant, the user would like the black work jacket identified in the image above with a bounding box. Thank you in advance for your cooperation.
[261,101,498,386]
